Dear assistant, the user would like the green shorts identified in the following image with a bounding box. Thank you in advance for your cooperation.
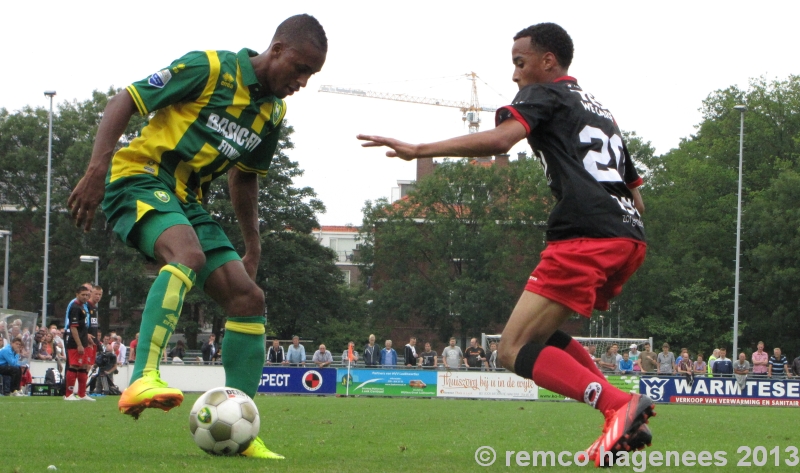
[102,174,241,289]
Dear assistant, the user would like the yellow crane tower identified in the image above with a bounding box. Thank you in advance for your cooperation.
[318,72,497,134]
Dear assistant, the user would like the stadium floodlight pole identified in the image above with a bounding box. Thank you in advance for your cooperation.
[0,229,10,309]
[42,90,56,330]
[733,104,747,358]
[80,255,100,285]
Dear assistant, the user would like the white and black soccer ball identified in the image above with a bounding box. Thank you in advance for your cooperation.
[189,387,260,455]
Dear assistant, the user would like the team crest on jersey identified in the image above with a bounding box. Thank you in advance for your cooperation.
[271,101,283,125]
[221,72,234,89]
[154,191,171,203]
[148,69,172,88]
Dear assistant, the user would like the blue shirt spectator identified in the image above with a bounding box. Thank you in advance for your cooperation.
[380,341,397,366]
[0,342,21,367]
[712,350,733,375]
[618,356,634,374]
[286,336,306,365]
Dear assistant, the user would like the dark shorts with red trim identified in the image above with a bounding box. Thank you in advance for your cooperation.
[524,238,646,318]
[67,347,94,367]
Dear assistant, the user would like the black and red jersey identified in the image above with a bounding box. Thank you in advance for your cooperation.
[66,299,89,349]
[496,77,645,242]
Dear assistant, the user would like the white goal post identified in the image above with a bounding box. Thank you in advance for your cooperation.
[481,334,653,359]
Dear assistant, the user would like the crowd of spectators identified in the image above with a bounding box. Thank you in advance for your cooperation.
[255,335,504,371]
[589,340,800,384]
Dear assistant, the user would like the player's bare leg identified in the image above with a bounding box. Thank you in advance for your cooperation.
[498,291,654,466]
[119,225,204,419]
[204,261,283,460]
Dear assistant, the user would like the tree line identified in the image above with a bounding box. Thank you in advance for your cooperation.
[358,75,800,357]
[0,89,367,349]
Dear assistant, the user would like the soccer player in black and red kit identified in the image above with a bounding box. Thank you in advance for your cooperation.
[358,23,653,465]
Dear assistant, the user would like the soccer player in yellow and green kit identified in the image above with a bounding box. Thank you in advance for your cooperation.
[67,14,327,460]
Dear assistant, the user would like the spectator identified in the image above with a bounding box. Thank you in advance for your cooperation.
[677,351,694,383]
[312,344,332,368]
[768,347,788,378]
[168,340,186,362]
[116,336,127,365]
[790,352,800,378]
[628,344,641,372]
[0,337,25,396]
[441,337,463,370]
[610,343,622,365]
[38,332,57,361]
[420,342,437,369]
[751,342,768,377]
[463,338,487,370]
[707,348,720,377]
[639,343,658,373]
[617,352,634,374]
[488,342,500,370]
[733,352,750,391]
[362,334,380,367]
[599,346,618,373]
[341,341,358,367]
[403,337,419,367]
[380,340,397,367]
[712,348,733,375]
[201,334,218,365]
[657,343,676,375]
[693,354,707,376]
[128,332,139,365]
[267,339,286,365]
[31,329,46,360]
[675,348,689,369]
[286,336,306,366]
[587,345,601,369]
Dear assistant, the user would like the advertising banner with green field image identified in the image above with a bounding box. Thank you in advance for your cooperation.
[538,375,640,401]
[335,368,438,396]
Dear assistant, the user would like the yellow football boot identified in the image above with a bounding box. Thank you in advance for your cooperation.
[241,437,285,460]
[118,370,183,419]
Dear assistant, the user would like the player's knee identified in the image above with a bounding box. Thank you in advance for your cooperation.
[498,344,518,371]
[177,248,206,274]
[226,282,265,315]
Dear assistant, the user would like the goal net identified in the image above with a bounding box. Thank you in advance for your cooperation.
[481,334,653,362]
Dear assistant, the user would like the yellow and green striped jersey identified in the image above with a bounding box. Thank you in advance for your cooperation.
[109,48,285,203]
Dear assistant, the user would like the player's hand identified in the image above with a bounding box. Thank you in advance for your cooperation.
[242,253,259,281]
[78,346,85,355]
[68,172,106,232]
[357,134,419,161]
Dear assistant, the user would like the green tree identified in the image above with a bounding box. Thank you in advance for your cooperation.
[0,89,150,328]
[618,76,800,355]
[359,158,551,341]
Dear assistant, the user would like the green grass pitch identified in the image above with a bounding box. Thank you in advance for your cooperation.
[2,395,798,472]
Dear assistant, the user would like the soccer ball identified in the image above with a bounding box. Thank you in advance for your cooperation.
[189,387,260,455]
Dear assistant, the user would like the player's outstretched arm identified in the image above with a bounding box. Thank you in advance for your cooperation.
[68,91,138,232]
[228,167,261,281]
[357,119,527,160]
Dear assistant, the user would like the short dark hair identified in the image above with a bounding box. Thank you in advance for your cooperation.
[274,14,327,53]
[513,23,573,69]
[77,286,90,294]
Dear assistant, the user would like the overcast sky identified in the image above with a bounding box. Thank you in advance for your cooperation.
[2,1,797,225]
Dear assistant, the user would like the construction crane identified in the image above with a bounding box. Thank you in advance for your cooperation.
[319,72,497,134]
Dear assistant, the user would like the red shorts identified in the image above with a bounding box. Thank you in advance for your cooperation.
[67,347,94,366]
[525,238,646,318]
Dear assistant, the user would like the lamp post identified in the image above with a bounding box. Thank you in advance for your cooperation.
[42,90,56,329]
[0,229,10,309]
[80,255,100,286]
[733,104,747,358]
